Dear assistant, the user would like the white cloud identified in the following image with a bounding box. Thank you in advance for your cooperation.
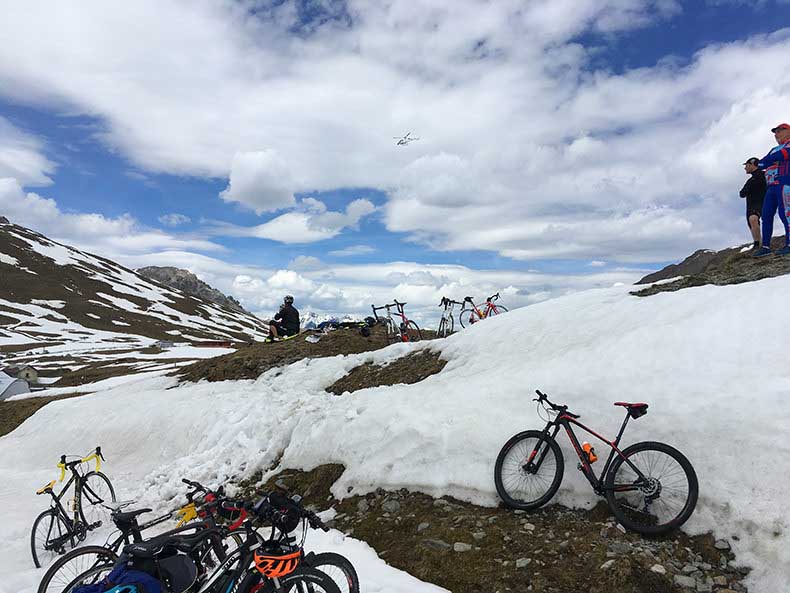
[0,178,223,256]
[328,245,377,257]
[219,150,296,214]
[0,117,56,186]
[1,1,787,262]
[158,213,191,227]
[589,260,606,267]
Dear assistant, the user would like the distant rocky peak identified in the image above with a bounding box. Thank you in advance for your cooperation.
[137,266,247,314]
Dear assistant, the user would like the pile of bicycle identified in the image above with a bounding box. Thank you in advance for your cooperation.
[370,292,508,343]
[31,448,357,593]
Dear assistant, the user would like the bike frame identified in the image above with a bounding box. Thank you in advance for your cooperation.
[41,467,95,548]
[530,411,648,495]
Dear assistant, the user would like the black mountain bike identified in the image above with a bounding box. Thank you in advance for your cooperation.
[31,447,116,568]
[494,390,698,535]
[437,297,463,338]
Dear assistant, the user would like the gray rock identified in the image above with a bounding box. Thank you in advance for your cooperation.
[696,582,712,593]
[417,522,430,532]
[381,499,401,514]
[650,564,666,575]
[674,574,697,588]
[714,539,731,551]
[356,499,369,513]
[600,559,616,570]
[422,539,451,551]
[608,542,631,555]
[516,558,531,569]
[682,564,697,574]
[523,523,536,531]
[472,531,486,541]
[698,562,712,570]
[453,542,472,552]
[558,540,569,550]
[712,576,728,586]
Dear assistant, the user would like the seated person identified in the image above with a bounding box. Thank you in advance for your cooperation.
[269,295,300,340]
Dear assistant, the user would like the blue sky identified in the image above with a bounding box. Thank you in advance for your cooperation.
[2,0,790,319]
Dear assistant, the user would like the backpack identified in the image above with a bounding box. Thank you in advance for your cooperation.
[71,566,162,593]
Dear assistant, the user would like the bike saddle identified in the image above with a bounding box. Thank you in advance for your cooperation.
[36,480,56,495]
[113,508,152,523]
[614,402,649,419]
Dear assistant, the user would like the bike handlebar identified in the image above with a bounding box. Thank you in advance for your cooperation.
[487,292,500,302]
[58,446,104,481]
[249,491,329,533]
[533,390,578,419]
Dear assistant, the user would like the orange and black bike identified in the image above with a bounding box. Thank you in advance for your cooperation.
[494,390,698,535]
[458,293,508,328]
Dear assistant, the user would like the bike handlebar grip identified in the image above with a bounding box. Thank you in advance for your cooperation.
[96,446,105,461]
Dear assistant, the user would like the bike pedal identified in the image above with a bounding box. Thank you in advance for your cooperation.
[88,520,102,530]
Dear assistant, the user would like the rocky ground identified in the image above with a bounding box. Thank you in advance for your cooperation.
[633,236,790,297]
[327,349,446,395]
[238,465,749,593]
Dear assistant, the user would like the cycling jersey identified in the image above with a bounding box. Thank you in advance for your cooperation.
[758,141,790,186]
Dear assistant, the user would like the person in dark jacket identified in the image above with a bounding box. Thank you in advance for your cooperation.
[740,157,767,249]
[268,295,300,340]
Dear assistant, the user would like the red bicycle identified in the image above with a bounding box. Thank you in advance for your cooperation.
[371,300,422,343]
[494,390,698,535]
[458,293,508,328]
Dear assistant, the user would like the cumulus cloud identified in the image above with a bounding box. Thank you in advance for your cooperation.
[158,213,191,226]
[0,178,223,256]
[328,245,376,257]
[0,1,786,263]
[0,117,56,186]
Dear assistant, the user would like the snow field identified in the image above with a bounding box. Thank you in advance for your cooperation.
[0,277,789,592]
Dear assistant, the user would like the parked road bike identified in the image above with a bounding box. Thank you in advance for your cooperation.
[371,300,422,343]
[458,293,508,328]
[31,447,116,568]
[37,478,244,593]
[437,297,463,338]
[494,390,698,535]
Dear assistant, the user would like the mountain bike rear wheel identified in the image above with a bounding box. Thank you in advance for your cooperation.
[604,441,698,535]
[37,545,118,593]
[305,552,359,593]
[458,308,482,328]
[494,430,564,510]
[79,471,116,528]
[31,509,74,568]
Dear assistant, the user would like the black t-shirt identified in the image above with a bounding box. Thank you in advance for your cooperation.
[740,170,767,212]
[274,304,300,333]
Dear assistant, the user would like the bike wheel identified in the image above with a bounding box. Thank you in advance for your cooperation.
[604,441,698,535]
[437,316,453,338]
[404,321,422,342]
[489,305,508,315]
[79,472,116,528]
[305,552,359,593]
[31,509,74,568]
[37,545,118,593]
[458,308,481,328]
[494,430,564,510]
[385,320,400,344]
[239,566,342,593]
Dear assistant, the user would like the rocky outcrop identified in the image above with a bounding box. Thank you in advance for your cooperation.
[137,266,246,314]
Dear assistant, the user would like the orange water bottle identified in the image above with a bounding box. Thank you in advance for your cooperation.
[582,442,598,463]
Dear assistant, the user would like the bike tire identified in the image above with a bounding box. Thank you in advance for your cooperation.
[385,319,400,344]
[604,441,698,535]
[494,430,564,510]
[79,471,116,528]
[437,316,453,338]
[404,320,422,342]
[37,545,118,593]
[31,509,74,568]
[305,552,359,593]
[239,565,342,593]
[458,307,481,329]
[489,305,508,315]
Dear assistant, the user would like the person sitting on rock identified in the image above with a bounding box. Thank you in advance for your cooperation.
[739,157,766,250]
[268,295,300,341]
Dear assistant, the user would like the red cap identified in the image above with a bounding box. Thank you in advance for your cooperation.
[771,123,790,133]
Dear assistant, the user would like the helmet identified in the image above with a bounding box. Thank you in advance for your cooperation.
[254,544,301,578]
[284,295,294,304]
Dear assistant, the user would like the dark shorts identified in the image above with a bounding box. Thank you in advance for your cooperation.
[746,199,762,221]
[272,322,298,337]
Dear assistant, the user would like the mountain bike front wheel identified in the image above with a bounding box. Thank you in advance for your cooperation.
[458,308,482,328]
[604,441,698,535]
[37,545,118,593]
[438,315,453,338]
[31,509,74,568]
[494,430,564,510]
[305,552,359,593]
[79,471,116,528]
[239,565,342,593]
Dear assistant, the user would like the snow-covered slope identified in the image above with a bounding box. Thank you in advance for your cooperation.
[0,221,269,350]
[1,276,788,592]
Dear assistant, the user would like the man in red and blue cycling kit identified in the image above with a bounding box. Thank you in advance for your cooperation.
[754,123,790,257]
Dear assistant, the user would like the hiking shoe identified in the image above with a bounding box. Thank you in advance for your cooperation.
[752,247,773,258]
[776,245,790,255]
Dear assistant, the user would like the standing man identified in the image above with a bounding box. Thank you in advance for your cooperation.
[739,157,766,249]
[268,295,300,341]
[754,123,790,257]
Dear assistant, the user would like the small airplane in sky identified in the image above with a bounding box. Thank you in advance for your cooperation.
[393,132,420,146]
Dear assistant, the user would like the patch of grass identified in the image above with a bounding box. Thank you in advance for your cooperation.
[327,349,447,395]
